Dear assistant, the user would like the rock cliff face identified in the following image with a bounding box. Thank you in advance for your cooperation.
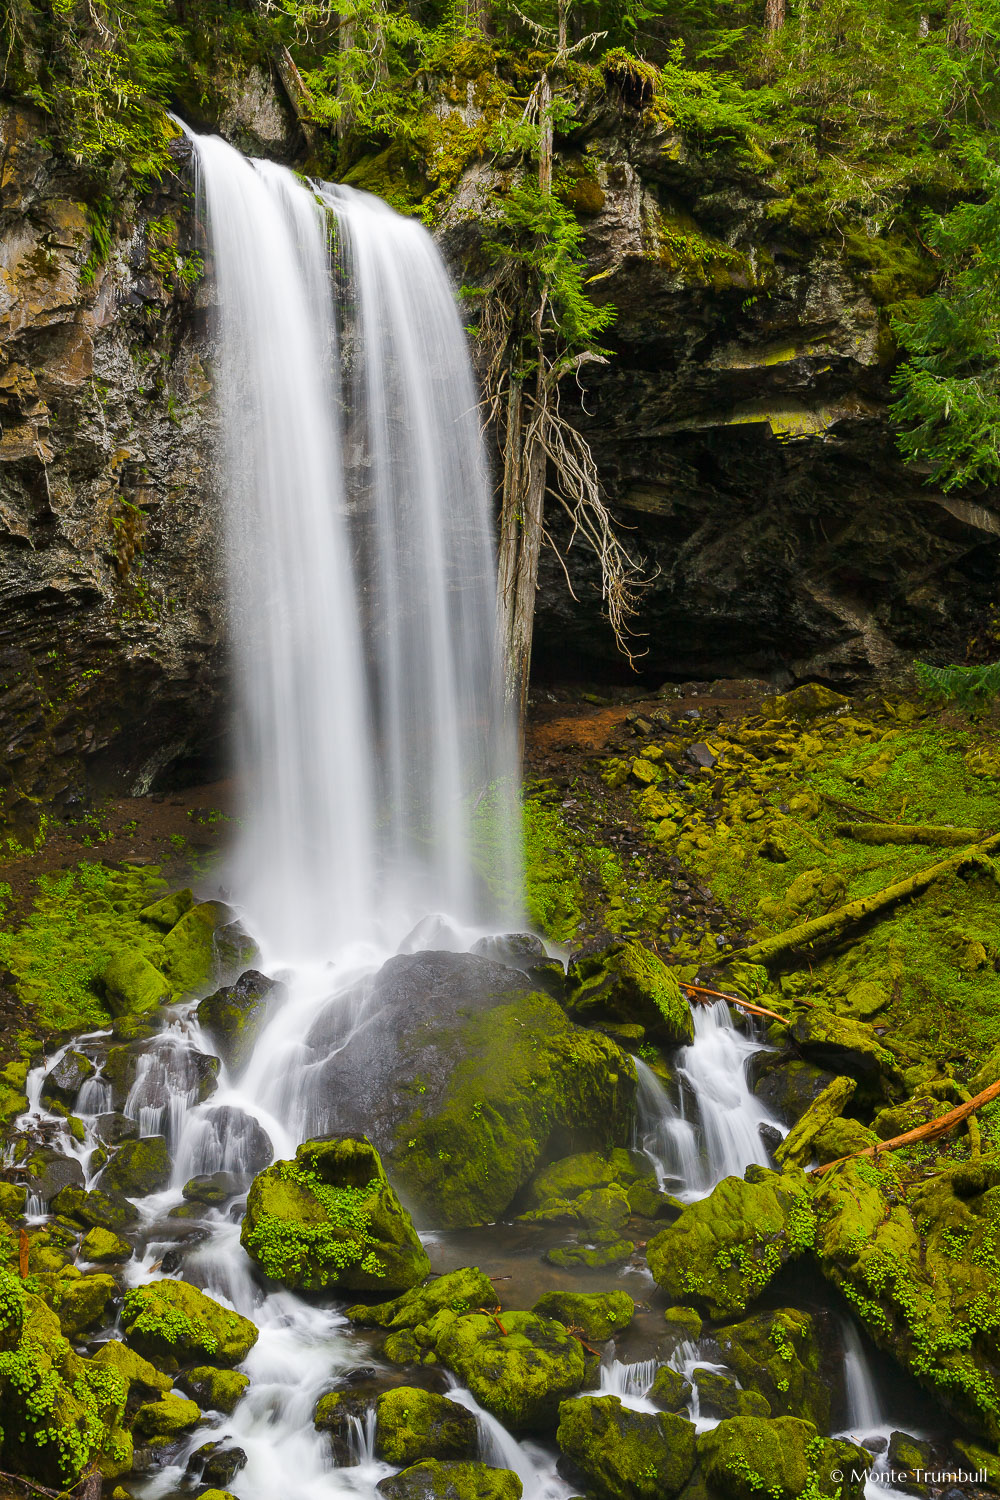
[0,106,224,826]
[1,76,997,821]
[438,101,1000,688]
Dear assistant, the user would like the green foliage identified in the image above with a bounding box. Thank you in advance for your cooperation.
[3,0,180,183]
[0,862,168,1033]
[914,659,1000,710]
[893,163,1000,488]
[242,1162,385,1283]
[482,174,617,359]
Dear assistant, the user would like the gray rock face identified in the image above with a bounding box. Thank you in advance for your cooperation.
[438,124,1000,688]
[0,104,225,829]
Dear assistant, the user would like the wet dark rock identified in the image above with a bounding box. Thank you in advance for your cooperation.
[314,1388,378,1465]
[686,742,717,769]
[308,951,635,1228]
[182,1104,273,1184]
[470,933,547,970]
[40,1050,94,1106]
[93,1112,138,1146]
[25,1147,84,1203]
[196,968,277,1074]
[102,1038,220,1112]
[751,1053,838,1126]
[187,1442,248,1487]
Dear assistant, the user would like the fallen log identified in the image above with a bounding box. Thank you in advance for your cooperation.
[679,981,787,1026]
[810,1072,1000,1177]
[731,831,1000,968]
[836,822,990,846]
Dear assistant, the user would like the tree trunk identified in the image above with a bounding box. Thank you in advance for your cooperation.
[764,0,785,36]
[467,0,493,35]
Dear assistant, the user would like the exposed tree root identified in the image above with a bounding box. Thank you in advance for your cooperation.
[679,981,788,1025]
[810,1073,1000,1177]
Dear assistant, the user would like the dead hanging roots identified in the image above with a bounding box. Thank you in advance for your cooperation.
[479,270,652,667]
[527,357,649,665]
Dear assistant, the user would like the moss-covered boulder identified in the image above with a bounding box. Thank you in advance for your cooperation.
[531,1291,634,1341]
[314,1389,378,1462]
[140,887,194,931]
[0,1280,130,1489]
[375,1387,478,1464]
[100,950,170,1016]
[429,1310,587,1432]
[347,1266,497,1329]
[50,1272,118,1339]
[556,1394,697,1498]
[789,1010,903,1100]
[377,1460,522,1500]
[692,1370,770,1420]
[80,1225,133,1263]
[51,1184,135,1232]
[0,1181,27,1218]
[752,1055,838,1126]
[0,1059,29,1126]
[307,951,636,1228]
[649,1365,692,1412]
[698,1416,867,1500]
[91,1339,172,1397]
[716,1309,828,1428]
[774,1076,856,1168]
[160,901,232,997]
[132,1394,201,1440]
[812,1117,879,1164]
[122,1279,258,1368]
[96,1135,171,1197]
[646,1171,816,1318]
[176,1365,250,1413]
[565,941,694,1044]
[812,1155,1000,1441]
[197,969,276,1074]
[241,1135,429,1294]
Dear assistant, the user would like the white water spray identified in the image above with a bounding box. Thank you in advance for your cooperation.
[189,130,518,967]
[635,1000,779,1197]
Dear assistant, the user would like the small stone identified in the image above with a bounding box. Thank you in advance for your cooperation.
[80,1225,134,1263]
[100,950,170,1016]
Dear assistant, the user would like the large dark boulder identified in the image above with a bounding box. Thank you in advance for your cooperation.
[306,951,635,1228]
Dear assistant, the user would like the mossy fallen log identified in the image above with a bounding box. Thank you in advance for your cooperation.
[810,1072,1000,1176]
[733,832,1000,968]
[835,822,990,845]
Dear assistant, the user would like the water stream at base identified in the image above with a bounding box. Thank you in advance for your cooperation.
[11,125,927,1500]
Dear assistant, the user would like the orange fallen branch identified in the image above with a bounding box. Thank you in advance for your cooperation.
[810,1073,1000,1176]
[679,982,787,1026]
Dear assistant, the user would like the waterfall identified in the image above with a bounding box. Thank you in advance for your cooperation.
[187,129,518,967]
[635,1001,780,1198]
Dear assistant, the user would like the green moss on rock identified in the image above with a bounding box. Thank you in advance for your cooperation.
[377,1459,523,1500]
[100,950,170,1016]
[241,1135,430,1294]
[556,1393,697,1498]
[433,1310,587,1432]
[160,901,229,997]
[646,1171,815,1318]
[347,1266,497,1329]
[132,1394,201,1440]
[122,1279,258,1368]
[698,1416,867,1500]
[531,1291,634,1340]
[97,1135,171,1197]
[176,1365,250,1413]
[717,1309,827,1427]
[196,969,274,1074]
[375,1386,478,1464]
[566,941,694,1044]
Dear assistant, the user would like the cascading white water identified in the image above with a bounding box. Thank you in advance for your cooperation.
[635,1000,779,1198]
[189,130,518,968]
